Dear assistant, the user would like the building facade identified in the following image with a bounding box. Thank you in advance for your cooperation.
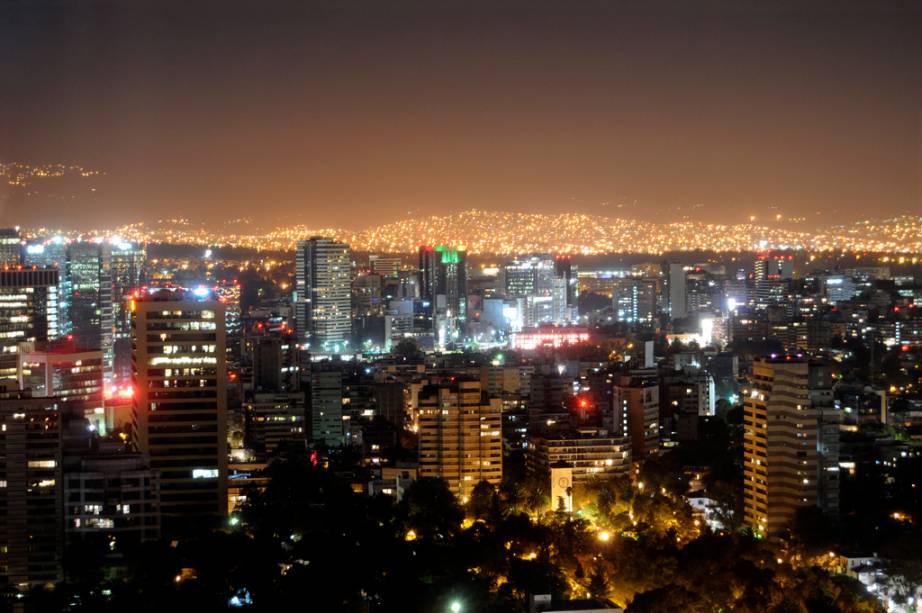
[417,380,502,500]
[295,238,351,352]
[131,288,228,531]
[743,356,818,538]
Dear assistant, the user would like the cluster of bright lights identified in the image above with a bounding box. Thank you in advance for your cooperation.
[1,162,102,188]
[20,211,922,256]
[511,328,590,351]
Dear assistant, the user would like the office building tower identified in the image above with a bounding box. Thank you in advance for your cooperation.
[23,238,67,271]
[417,380,502,500]
[612,278,657,325]
[0,227,21,265]
[418,245,468,323]
[249,333,299,393]
[244,392,306,457]
[554,255,578,310]
[667,262,687,319]
[17,339,106,431]
[613,375,660,461]
[352,271,385,318]
[110,241,145,381]
[754,252,793,281]
[214,281,242,338]
[528,372,567,431]
[0,392,63,590]
[0,268,59,381]
[369,254,402,278]
[64,241,114,377]
[64,446,161,546]
[110,241,145,339]
[822,275,858,305]
[743,356,817,538]
[295,238,351,352]
[685,267,720,314]
[131,288,228,530]
[709,352,740,403]
[309,368,344,447]
[503,256,554,299]
[809,362,840,518]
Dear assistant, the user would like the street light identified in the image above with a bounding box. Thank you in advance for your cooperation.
[449,600,462,613]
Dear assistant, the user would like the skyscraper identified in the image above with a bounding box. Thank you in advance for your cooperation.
[0,228,22,266]
[417,380,502,500]
[418,245,468,322]
[754,252,794,281]
[0,268,59,381]
[110,241,146,382]
[667,262,687,319]
[309,368,344,447]
[554,255,578,311]
[131,288,227,531]
[0,391,63,590]
[295,238,351,352]
[743,356,817,538]
[613,374,660,462]
[110,240,145,338]
[612,278,657,325]
[64,241,114,377]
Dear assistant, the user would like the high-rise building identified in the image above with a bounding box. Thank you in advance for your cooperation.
[17,339,106,431]
[754,252,794,281]
[743,356,817,538]
[528,428,632,484]
[295,238,351,352]
[503,256,555,299]
[248,333,299,393]
[23,237,67,271]
[352,271,384,318]
[64,446,161,547]
[554,255,578,311]
[131,288,227,531]
[667,262,687,319]
[0,391,63,590]
[369,254,402,278]
[110,241,145,382]
[64,241,114,377]
[309,368,344,447]
[613,375,660,461]
[0,268,59,381]
[417,380,502,500]
[809,361,840,518]
[612,278,657,325]
[110,241,145,339]
[0,227,22,265]
[418,245,468,329]
[214,281,242,338]
[244,392,306,457]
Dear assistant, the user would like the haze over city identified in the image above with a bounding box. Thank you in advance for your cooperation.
[2,0,920,230]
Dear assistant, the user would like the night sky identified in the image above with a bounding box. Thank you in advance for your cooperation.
[1,0,919,229]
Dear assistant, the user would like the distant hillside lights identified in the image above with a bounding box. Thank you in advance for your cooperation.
[24,211,922,256]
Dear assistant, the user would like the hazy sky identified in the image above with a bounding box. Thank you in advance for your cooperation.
[1,0,920,230]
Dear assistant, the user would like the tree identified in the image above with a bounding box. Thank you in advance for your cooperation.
[401,477,464,539]
[393,339,424,362]
[470,480,501,521]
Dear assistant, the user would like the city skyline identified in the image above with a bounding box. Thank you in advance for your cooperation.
[1,1,921,610]
[2,0,920,230]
